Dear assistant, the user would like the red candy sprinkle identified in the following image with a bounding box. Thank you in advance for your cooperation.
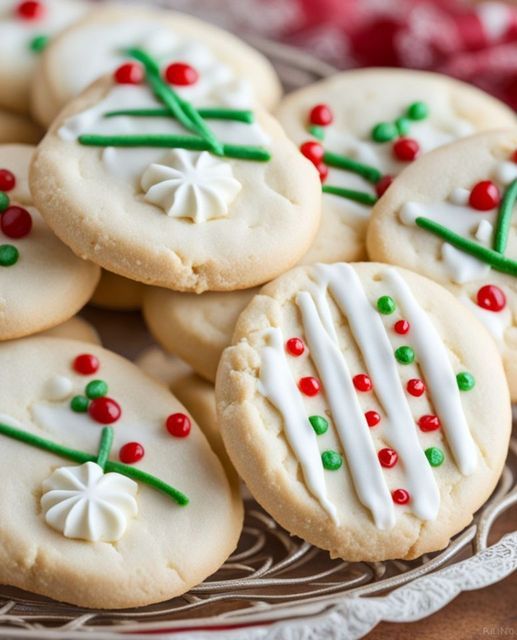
[166,412,191,437]
[375,175,393,197]
[1,206,32,238]
[299,376,321,396]
[392,489,410,505]
[418,415,441,432]
[309,103,333,126]
[316,162,329,183]
[512,150,517,163]
[393,138,420,162]
[114,62,144,85]
[378,448,398,468]
[286,337,305,357]
[407,378,425,397]
[365,410,381,427]
[469,180,500,211]
[119,442,145,464]
[73,353,99,375]
[353,374,372,392]
[394,319,410,335]
[300,141,324,164]
[165,62,198,86]
[0,169,16,192]
[88,397,122,424]
[476,284,506,312]
[16,0,44,20]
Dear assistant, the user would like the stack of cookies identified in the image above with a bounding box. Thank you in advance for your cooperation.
[0,0,515,610]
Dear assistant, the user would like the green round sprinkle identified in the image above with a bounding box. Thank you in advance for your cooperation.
[406,101,429,121]
[29,34,49,53]
[0,192,10,212]
[70,395,89,413]
[377,295,396,315]
[395,346,415,365]
[425,447,444,467]
[322,450,343,471]
[309,415,329,436]
[456,372,475,391]
[371,122,397,143]
[85,380,108,399]
[395,116,411,136]
[308,124,325,141]
[0,244,19,267]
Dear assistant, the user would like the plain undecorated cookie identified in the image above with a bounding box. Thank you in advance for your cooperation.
[91,270,145,311]
[40,315,100,344]
[0,109,43,144]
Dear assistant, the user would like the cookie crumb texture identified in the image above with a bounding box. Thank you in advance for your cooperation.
[216,263,511,561]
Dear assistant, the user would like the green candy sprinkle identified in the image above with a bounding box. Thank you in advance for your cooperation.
[308,124,325,140]
[322,450,343,471]
[425,447,444,467]
[0,244,19,267]
[456,372,475,391]
[395,116,411,136]
[377,295,396,315]
[70,395,89,413]
[0,192,10,212]
[309,415,329,435]
[395,346,415,365]
[85,380,108,399]
[371,122,397,143]
[29,34,49,53]
[407,101,429,121]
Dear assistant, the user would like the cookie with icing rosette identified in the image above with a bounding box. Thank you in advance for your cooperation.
[0,108,43,144]
[0,337,242,608]
[216,262,511,561]
[0,144,100,340]
[367,130,517,400]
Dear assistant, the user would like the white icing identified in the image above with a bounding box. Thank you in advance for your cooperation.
[399,202,422,225]
[442,243,491,284]
[460,294,512,346]
[41,461,138,542]
[44,375,73,401]
[475,219,493,243]
[141,150,241,221]
[449,187,470,206]
[494,161,517,186]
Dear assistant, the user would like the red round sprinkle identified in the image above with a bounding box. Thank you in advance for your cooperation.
[166,412,191,438]
[1,206,32,239]
[309,103,333,126]
[365,410,381,427]
[16,0,44,20]
[512,149,517,163]
[393,319,410,335]
[299,141,324,164]
[316,162,329,183]
[88,397,122,424]
[378,447,398,468]
[353,374,372,392]
[286,337,305,357]
[393,138,420,162]
[119,442,144,464]
[476,284,506,312]
[375,175,393,197]
[165,62,198,86]
[0,169,16,192]
[407,378,425,397]
[392,489,410,505]
[73,353,99,375]
[299,376,321,396]
[469,180,500,211]
[114,62,144,85]
[418,414,441,432]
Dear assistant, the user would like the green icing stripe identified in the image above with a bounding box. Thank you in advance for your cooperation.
[323,151,382,184]
[322,185,378,205]
[493,178,517,254]
[104,107,254,124]
[96,427,113,471]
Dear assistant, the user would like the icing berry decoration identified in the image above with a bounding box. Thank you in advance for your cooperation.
[393,138,420,162]
[166,412,191,438]
[371,122,397,143]
[286,337,305,356]
[316,162,328,183]
[29,34,48,53]
[85,380,108,400]
[88,397,122,425]
[165,62,199,86]
[1,206,32,239]
[0,193,10,212]
[309,104,333,126]
[0,169,16,192]
[114,62,144,85]
[469,181,500,211]
[309,415,328,435]
[73,353,99,375]
[476,284,506,312]
[395,346,415,365]
[119,442,145,464]
[407,378,425,397]
[425,447,444,467]
[406,101,429,121]
[418,414,441,432]
[377,295,396,315]
[299,376,321,397]
[353,374,372,392]
[512,150,517,163]
[16,1,44,20]
[70,395,89,413]
[365,410,381,427]
[392,489,410,505]
[321,450,342,471]
[395,117,410,137]
[0,244,19,267]
[308,125,324,141]
[375,175,393,197]
[457,371,475,392]
[299,141,324,164]
[378,448,398,468]
[394,319,410,335]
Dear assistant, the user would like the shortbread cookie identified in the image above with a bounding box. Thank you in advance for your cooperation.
[0,144,100,340]
[216,262,511,561]
[40,315,100,344]
[31,59,320,292]
[0,109,43,144]
[367,131,517,400]
[0,337,242,608]
[91,271,145,311]
[0,0,88,114]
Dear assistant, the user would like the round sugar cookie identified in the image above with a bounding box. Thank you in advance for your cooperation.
[0,109,43,144]
[0,337,242,608]
[40,315,100,344]
[0,144,100,340]
[91,270,145,311]
[367,130,517,400]
[216,262,511,561]
[31,4,282,127]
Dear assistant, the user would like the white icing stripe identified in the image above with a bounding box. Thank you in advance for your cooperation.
[258,328,338,523]
[385,270,478,475]
[297,291,395,530]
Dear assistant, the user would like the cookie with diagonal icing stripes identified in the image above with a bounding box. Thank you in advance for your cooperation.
[216,262,511,560]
